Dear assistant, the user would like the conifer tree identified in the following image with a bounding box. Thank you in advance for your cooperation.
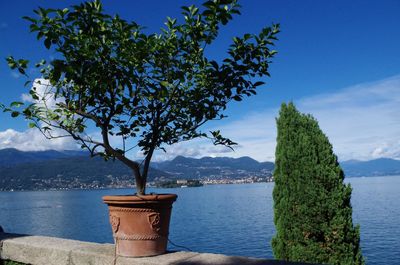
[272,102,364,265]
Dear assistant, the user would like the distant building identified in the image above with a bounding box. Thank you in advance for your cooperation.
[176,179,188,184]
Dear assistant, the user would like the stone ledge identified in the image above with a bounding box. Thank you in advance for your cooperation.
[0,232,308,265]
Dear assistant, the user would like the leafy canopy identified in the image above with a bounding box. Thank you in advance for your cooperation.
[5,0,279,194]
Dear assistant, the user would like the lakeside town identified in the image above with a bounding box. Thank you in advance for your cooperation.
[151,175,274,188]
[0,149,275,191]
[1,175,274,192]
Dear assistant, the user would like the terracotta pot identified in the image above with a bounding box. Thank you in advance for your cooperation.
[102,193,177,257]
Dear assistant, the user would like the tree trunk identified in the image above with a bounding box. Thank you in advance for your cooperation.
[132,167,146,195]
[136,177,146,195]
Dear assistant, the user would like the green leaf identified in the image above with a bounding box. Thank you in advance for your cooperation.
[202,10,214,17]
[270,50,278,56]
[18,68,25,75]
[31,94,39,100]
[210,61,219,70]
[30,24,39,32]
[44,38,51,49]
[233,95,242,101]
[28,122,36,128]
[160,81,169,87]
[219,0,233,5]
[10,101,24,108]
[35,59,46,67]
[22,16,37,23]
[6,56,17,69]
[253,81,265,87]
[23,108,32,116]
[11,111,20,117]
[181,6,190,13]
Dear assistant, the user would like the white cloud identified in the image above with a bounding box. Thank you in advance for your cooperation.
[21,93,33,103]
[298,75,400,161]
[0,128,77,151]
[0,78,78,151]
[2,75,400,162]
[149,139,237,162]
[153,74,400,162]
[21,78,62,108]
[120,75,400,164]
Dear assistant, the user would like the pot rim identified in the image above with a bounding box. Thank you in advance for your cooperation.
[102,193,177,205]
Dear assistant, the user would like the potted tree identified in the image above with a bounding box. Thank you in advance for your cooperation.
[4,0,279,257]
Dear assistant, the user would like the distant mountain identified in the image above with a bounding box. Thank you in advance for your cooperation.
[1,148,399,191]
[0,148,86,167]
[0,148,171,191]
[0,150,274,190]
[341,158,400,177]
[153,155,400,179]
[153,155,274,179]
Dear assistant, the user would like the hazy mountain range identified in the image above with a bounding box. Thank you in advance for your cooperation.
[0,148,399,191]
[0,148,171,191]
[340,158,400,177]
[153,155,274,179]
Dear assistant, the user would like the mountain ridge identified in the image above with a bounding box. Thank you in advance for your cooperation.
[0,148,399,191]
[154,155,274,180]
[341,157,400,177]
[0,149,274,191]
[0,148,87,167]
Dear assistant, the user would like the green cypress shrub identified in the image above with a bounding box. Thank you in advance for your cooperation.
[272,102,364,265]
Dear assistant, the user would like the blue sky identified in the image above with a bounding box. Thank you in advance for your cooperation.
[0,0,399,162]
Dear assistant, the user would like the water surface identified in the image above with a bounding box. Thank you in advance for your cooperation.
[0,176,399,264]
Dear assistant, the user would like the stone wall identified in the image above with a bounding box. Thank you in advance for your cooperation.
[0,231,308,265]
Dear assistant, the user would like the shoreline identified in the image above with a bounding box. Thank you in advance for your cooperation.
[0,181,272,193]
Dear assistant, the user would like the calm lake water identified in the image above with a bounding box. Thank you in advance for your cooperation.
[0,176,399,264]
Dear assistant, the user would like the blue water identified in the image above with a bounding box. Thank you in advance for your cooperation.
[0,176,399,264]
